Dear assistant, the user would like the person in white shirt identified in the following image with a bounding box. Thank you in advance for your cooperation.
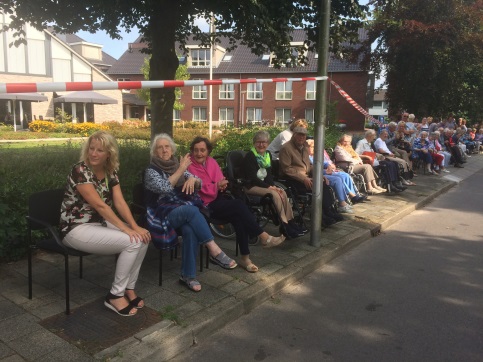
[267,119,307,159]
[375,130,416,186]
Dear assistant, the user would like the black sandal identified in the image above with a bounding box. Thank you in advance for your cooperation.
[125,288,144,309]
[104,292,137,316]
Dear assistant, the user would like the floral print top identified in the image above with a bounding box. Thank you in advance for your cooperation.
[59,161,119,237]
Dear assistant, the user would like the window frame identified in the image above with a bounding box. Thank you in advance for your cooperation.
[191,48,211,67]
[219,83,235,100]
[275,81,293,100]
[192,107,207,121]
[247,83,263,100]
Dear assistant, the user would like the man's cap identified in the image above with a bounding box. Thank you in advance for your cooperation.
[292,127,308,135]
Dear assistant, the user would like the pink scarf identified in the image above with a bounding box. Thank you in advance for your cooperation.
[187,156,224,206]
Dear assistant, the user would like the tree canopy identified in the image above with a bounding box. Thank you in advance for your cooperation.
[1,0,369,135]
[362,0,483,121]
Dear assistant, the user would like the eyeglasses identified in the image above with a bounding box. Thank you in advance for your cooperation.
[255,141,268,145]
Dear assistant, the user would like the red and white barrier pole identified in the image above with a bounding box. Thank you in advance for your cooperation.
[0,77,328,94]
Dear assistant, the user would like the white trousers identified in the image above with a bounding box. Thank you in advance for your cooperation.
[63,221,149,296]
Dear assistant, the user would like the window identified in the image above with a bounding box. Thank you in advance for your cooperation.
[219,107,234,124]
[6,29,26,73]
[192,84,207,99]
[191,48,210,67]
[193,107,207,121]
[219,84,235,99]
[247,83,263,100]
[51,40,72,82]
[247,108,263,124]
[26,24,46,75]
[306,80,316,100]
[373,101,384,109]
[173,109,181,121]
[73,55,91,82]
[275,108,292,125]
[305,109,314,123]
[276,82,292,100]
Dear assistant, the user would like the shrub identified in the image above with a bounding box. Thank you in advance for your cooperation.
[28,120,108,135]
[0,123,342,262]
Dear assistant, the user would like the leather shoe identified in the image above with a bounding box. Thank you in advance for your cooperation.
[322,215,337,227]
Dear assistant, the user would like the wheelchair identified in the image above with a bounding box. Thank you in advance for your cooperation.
[271,158,341,228]
[209,150,287,240]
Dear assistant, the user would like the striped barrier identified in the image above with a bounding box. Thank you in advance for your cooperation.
[329,79,381,125]
[0,76,379,125]
[0,77,327,94]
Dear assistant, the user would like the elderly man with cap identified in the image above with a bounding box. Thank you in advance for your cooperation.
[267,119,309,160]
[279,126,343,227]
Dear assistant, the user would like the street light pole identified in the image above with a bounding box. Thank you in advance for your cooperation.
[310,0,331,247]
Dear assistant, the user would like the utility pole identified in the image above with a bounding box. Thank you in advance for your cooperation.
[310,0,331,247]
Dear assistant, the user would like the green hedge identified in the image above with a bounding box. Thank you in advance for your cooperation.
[0,125,342,262]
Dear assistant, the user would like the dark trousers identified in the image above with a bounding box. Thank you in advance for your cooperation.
[208,197,263,255]
[378,160,399,183]
[449,145,464,164]
[284,177,336,213]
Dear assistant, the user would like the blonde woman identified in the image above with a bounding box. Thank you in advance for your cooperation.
[60,131,150,317]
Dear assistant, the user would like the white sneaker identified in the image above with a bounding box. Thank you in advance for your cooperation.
[338,205,354,213]
[442,169,450,173]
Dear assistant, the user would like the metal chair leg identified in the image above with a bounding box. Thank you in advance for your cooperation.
[64,254,70,315]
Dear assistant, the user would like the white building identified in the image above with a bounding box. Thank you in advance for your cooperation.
[368,89,388,122]
[0,13,122,128]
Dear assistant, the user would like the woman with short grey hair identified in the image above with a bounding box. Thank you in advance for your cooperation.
[243,130,305,239]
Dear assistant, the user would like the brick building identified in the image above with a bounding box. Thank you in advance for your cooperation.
[108,29,372,131]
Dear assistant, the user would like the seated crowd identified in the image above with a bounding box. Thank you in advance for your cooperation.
[58,112,479,312]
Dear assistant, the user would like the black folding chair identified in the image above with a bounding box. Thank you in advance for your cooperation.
[27,189,90,315]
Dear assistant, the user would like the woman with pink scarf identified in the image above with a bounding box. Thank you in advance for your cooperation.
[187,136,285,273]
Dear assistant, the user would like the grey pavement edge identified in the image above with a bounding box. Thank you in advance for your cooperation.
[1,153,482,362]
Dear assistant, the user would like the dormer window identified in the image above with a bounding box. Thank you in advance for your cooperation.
[269,42,307,68]
[191,48,211,67]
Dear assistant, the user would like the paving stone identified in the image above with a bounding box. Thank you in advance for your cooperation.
[143,289,188,312]
[195,269,234,288]
[174,300,204,320]
[7,329,67,360]
[220,279,251,294]
[0,300,24,322]
[0,313,42,342]
[36,344,95,362]
[0,341,15,359]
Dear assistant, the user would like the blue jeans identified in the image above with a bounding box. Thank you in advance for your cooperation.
[326,171,357,195]
[324,175,347,203]
[167,205,213,279]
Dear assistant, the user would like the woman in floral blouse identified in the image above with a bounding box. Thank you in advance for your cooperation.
[60,131,150,317]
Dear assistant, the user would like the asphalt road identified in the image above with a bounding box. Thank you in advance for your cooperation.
[173,169,483,362]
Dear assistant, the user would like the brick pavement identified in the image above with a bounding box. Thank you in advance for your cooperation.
[1,154,482,361]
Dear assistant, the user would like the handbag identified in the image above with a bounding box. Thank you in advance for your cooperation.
[362,151,376,166]
[148,187,205,250]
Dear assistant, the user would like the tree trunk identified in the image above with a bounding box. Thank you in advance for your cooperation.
[149,1,180,138]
